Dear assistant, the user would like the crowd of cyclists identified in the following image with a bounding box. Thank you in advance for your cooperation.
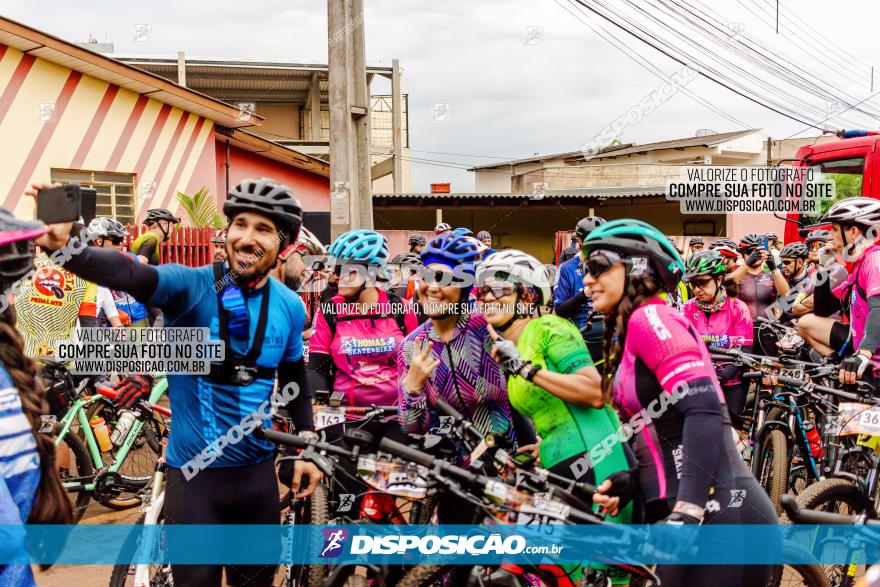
[2,176,880,586]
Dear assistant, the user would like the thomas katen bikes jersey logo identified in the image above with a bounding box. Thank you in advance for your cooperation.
[340,336,396,356]
[320,528,349,558]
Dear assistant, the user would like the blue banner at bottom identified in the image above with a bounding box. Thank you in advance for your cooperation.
[2,524,879,565]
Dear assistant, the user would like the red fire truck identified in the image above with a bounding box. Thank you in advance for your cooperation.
[784,130,880,242]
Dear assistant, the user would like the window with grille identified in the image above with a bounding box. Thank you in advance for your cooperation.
[50,169,136,225]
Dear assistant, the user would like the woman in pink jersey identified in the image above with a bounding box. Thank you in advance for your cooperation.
[307,229,418,408]
[682,250,753,429]
[583,220,777,587]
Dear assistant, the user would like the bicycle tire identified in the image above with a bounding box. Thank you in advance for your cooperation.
[396,563,452,587]
[283,483,330,587]
[773,564,831,587]
[783,478,868,585]
[56,432,95,523]
[758,429,790,513]
[108,511,172,587]
[97,421,161,510]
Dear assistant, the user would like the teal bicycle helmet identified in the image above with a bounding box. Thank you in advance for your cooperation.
[328,229,389,266]
[582,219,685,290]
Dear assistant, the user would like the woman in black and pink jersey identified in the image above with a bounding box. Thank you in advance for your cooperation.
[583,219,778,587]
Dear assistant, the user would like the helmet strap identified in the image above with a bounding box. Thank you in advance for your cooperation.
[494,288,526,333]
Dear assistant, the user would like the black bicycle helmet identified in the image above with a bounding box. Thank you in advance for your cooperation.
[575,216,607,241]
[779,242,809,259]
[223,178,303,247]
[582,219,685,291]
[143,208,180,225]
[737,233,764,253]
[391,252,422,266]
[408,234,427,248]
[0,208,43,285]
[688,236,705,247]
[805,229,831,246]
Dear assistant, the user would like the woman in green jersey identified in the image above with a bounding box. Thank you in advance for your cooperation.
[476,250,631,503]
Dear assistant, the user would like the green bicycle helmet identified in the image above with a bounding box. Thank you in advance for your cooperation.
[684,250,727,282]
[582,219,685,291]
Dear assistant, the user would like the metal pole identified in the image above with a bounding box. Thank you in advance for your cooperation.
[776,0,779,34]
[177,51,186,86]
[391,58,403,194]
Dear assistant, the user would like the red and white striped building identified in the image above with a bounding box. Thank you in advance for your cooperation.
[0,16,330,224]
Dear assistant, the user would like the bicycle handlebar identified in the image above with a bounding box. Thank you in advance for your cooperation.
[434,398,485,445]
[771,375,875,404]
[780,495,880,525]
[96,386,171,417]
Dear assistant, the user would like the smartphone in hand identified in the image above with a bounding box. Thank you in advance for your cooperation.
[760,236,769,251]
[36,184,81,224]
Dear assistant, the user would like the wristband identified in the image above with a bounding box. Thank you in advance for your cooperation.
[403,381,424,396]
[672,500,705,522]
[524,365,542,382]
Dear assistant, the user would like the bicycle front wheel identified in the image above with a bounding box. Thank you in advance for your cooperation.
[108,511,172,587]
[56,432,94,523]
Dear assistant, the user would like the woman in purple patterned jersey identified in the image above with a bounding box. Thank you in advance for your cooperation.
[398,233,536,523]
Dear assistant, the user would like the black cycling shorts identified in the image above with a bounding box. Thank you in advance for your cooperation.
[830,321,854,357]
[164,458,279,587]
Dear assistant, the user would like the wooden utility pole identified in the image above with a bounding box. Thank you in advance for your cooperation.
[328,0,373,238]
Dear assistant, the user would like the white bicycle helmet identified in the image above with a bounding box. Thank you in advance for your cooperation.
[477,250,553,306]
[821,197,880,226]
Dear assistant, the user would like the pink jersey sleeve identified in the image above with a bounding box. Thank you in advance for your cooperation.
[308,308,332,354]
[627,301,716,392]
[860,249,880,299]
[731,298,754,347]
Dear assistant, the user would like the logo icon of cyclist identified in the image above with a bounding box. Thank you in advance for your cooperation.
[337,494,355,513]
[728,489,746,508]
[320,528,349,558]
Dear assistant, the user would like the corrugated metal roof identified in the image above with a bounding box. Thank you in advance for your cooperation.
[374,187,666,200]
[116,56,390,102]
[468,129,759,170]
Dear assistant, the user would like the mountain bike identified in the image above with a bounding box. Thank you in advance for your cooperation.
[45,365,169,521]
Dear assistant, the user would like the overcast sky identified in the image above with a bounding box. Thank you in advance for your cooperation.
[5,0,880,192]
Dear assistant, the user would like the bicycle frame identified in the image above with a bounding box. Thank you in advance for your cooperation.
[55,377,168,492]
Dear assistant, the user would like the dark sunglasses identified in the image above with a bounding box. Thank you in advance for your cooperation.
[586,255,616,278]
[689,276,715,289]
[476,283,517,300]
[780,259,796,266]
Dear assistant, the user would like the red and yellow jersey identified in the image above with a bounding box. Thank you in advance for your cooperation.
[14,254,97,358]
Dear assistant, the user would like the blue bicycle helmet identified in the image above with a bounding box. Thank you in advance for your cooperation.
[328,229,389,266]
[421,232,483,276]
[453,227,474,237]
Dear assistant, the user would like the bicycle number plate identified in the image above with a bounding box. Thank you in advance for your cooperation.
[357,457,429,499]
[836,403,880,436]
[314,407,345,430]
[779,368,804,379]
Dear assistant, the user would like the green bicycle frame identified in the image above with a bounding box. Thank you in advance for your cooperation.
[55,376,169,492]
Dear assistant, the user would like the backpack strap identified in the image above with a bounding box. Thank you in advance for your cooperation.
[325,291,410,339]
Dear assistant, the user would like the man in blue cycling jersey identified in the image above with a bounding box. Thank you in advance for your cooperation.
[33,178,320,587]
